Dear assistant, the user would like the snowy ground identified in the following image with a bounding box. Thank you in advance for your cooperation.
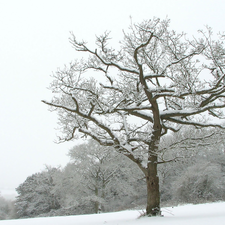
[0,202,225,225]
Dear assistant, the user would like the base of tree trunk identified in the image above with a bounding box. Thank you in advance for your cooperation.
[146,206,161,217]
[146,155,161,217]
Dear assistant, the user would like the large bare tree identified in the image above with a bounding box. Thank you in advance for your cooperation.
[43,18,225,216]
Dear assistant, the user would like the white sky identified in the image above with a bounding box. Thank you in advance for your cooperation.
[0,0,225,196]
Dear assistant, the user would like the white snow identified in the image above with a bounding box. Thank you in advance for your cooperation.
[0,202,225,225]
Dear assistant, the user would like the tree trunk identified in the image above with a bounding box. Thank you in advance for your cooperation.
[95,187,100,214]
[146,154,161,216]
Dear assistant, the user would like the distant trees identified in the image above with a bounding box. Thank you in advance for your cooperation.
[172,162,225,203]
[53,140,145,214]
[158,127,225,205]
[15,141,145,218]
[15,167,61,218]
[43,18,225,216]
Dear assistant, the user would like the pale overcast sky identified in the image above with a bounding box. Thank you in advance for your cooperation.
[1,0,225,198]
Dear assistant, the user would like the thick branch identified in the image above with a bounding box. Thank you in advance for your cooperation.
[166,117,225,128]
[161,103,225,119]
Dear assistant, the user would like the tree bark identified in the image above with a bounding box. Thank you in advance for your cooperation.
[95,187,101,214]
[145,98,162,216]
[146,154,161,216]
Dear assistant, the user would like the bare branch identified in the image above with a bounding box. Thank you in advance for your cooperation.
[157,156,184,164]
[42,100,77,112]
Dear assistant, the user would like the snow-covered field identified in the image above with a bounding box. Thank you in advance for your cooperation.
[0,202,225,225]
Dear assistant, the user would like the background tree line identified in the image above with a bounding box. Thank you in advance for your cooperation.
[1,127,223,219]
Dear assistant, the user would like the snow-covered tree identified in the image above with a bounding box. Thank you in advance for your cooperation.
[15,167,61,218]
[69,140,122,213]
[43,18,225,216]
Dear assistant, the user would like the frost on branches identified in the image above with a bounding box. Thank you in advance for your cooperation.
[43,18,225,216]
